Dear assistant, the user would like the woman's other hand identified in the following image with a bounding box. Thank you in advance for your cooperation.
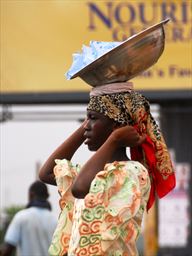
[110,125,146,148]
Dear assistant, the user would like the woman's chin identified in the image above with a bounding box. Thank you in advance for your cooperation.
[87,145,96,151]
[84,140,100,151]
[86,143,98,152]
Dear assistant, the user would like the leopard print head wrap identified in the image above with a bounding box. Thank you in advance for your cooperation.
[87,84,176,210]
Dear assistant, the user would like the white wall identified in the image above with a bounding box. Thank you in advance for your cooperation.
[0,105,93,220]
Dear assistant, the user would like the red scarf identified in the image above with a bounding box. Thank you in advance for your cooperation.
[131,135,176,211]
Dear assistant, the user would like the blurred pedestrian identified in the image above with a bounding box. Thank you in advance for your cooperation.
[0,181,57,256]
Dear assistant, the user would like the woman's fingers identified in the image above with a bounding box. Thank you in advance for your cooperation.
[137,134,147,145]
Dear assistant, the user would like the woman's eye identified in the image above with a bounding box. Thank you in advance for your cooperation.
[90,115,96,120]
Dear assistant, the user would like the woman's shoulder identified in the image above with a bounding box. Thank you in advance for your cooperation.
[124,160,148,171]
[102,160,150,190]
[104,160,148,174]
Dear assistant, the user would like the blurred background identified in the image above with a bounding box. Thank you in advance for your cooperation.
[0,0,192,255]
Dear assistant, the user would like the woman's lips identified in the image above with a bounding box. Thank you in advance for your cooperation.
[84,137,91,145]
[84,132,91,145]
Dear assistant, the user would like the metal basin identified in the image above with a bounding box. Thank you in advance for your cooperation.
[71,19,169,87]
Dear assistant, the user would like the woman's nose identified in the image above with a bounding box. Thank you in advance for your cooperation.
[83,119,90,130]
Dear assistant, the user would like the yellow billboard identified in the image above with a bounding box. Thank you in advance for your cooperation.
[0,0,192,93]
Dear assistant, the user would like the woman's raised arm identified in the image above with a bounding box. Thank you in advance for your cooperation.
[39,121,86,185]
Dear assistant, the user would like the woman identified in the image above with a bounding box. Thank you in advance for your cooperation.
[39,83,175,256]
[40,26,175,254]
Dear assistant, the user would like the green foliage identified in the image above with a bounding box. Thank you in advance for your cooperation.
[0,205,24,244]
[4,205,24,222]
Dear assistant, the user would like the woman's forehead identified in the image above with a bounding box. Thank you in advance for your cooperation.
[87,109,116,123]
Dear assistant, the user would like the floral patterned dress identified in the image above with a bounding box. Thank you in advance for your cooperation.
[49,159,151,256]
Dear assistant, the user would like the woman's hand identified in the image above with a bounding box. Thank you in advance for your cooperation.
[110,125,146,148]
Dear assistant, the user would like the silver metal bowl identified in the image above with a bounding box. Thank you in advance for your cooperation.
[71,19,169,87]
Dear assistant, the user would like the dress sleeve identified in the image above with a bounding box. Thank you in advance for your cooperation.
[53,159,79,209]
[83,161,151,253]
[49,159,80,256]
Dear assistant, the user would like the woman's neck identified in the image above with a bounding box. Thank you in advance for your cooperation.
[108,147,129,163]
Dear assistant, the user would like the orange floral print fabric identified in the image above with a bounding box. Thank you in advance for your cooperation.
[49,159,151,256]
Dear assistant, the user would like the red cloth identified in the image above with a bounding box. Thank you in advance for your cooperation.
[131,135,176,211]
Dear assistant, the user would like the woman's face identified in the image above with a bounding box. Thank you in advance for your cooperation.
[83,110,116,151]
